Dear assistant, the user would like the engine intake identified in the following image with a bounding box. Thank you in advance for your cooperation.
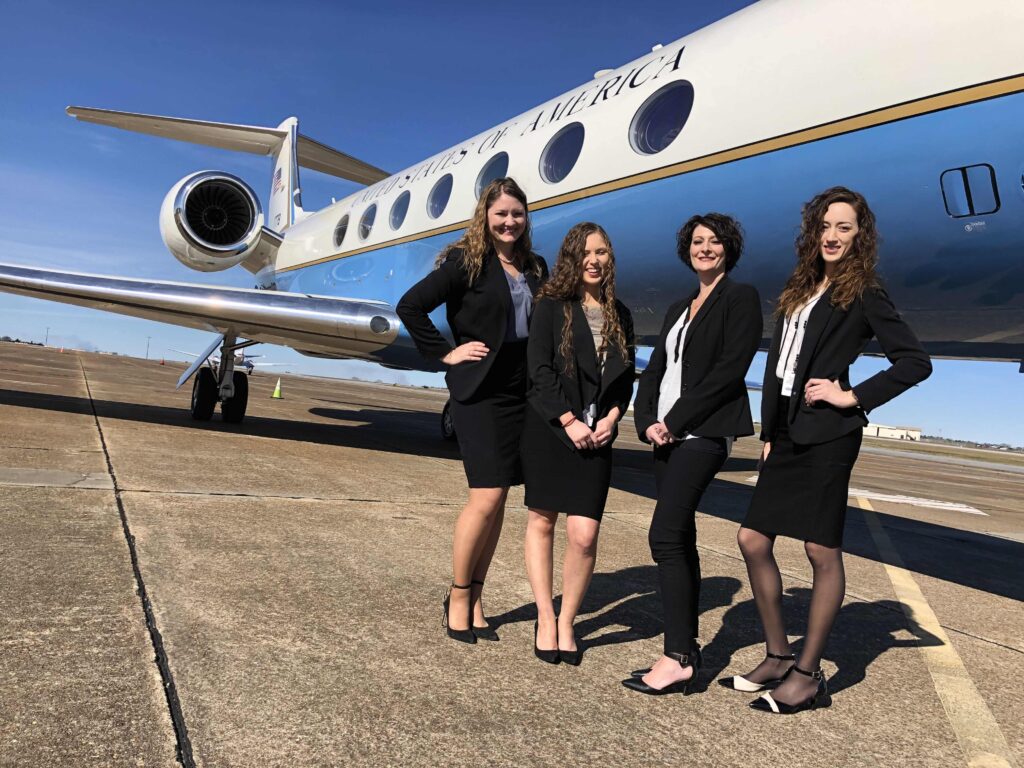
[160,171,266,272]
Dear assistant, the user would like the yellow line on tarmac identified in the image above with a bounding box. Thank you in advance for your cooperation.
[858,498,1017,768]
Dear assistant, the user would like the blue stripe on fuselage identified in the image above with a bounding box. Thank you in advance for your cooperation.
[275,91,1024,365]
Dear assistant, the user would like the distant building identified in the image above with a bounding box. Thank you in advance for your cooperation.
[863,424,922,441]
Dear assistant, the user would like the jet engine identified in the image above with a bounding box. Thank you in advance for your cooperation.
[159,171,267,272]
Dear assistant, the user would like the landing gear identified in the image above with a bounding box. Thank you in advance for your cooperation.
[186,333,254,423]
[220,371,249,423]
[441,399,456,441]
[191,367,217,420]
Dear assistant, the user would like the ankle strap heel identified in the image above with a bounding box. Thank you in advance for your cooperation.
[790,665,824,680]
[442,583,476,644]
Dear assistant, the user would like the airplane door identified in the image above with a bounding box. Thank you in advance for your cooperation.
[940,163,1000,217]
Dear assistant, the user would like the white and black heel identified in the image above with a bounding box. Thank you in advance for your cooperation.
[749,665,831,714]
[718,651,795,692]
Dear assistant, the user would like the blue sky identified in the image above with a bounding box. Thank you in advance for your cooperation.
[0,1,1021,447]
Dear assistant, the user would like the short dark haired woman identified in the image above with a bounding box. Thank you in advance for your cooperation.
[623,212,762,695]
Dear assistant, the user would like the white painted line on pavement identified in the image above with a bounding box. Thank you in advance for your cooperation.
[743,476,988,515]
[859,497,1016,768]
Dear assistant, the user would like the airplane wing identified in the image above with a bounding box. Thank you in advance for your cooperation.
[0,263,399,359]
[169,348,201,358]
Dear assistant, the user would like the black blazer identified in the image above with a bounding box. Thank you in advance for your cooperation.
[527,297,636,450]
[760,282,932,445]
[396,248,548,402]
[635,277,763,442]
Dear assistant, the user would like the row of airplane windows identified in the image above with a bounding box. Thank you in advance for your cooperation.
[332,80,695,249]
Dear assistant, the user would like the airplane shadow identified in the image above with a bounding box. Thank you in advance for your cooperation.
[608,448,1024,603]
[0,388,461,461]
[2,386,1021,603]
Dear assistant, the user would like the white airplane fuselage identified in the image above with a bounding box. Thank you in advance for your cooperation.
[264,0,1024,368]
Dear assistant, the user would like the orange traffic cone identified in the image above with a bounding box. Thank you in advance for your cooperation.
[59,346,64,353]
[160,358,165,365]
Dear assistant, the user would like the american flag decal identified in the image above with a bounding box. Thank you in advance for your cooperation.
[273,167,285,194]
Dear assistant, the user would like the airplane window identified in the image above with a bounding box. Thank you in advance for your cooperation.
[428,174,453,219]
[940,164,1000,218]
[630,80,695,155]
[359,204,377,240]
[475,152,509,198]
[334,214,349,247]
[390,191,411,230]
[540,122,585,184]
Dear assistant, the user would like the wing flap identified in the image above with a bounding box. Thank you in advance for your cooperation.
[0,263,399,360]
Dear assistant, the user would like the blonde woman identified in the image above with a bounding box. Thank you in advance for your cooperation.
[397,178,548,644]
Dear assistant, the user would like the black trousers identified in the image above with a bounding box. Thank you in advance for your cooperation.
[649,437,728,655]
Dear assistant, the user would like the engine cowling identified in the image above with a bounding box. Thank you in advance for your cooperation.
[159,171,265,272]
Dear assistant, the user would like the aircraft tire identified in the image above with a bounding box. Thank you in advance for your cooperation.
[191,368,217,421]
[221,371,249,424]
[441,399,457,441]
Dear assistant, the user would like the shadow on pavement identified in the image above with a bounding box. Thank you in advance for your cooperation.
[3,386,1021,603]
[497,570,942,698]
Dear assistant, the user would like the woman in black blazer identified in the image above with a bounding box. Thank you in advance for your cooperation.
[728,187,932,714]
[396,177,548,645]
[521,222,635,665]
[622,213,762,695]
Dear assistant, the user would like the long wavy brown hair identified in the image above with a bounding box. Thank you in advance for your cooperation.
[537,222,629,375]
[435,177,542,285]
[775,186,880,318]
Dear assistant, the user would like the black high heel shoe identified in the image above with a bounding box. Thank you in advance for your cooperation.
[470,580,499,641]
[442,583,476,644]
[749,665,831,714]
[621,645,702,695]
[558,631,582,667]
[534,621,560,664]
[718,651,796,692]
[628,637,704,678]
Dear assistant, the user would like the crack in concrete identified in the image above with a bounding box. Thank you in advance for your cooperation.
[116,487,463,506]
[0,445,105,454]
[78,359,195,768]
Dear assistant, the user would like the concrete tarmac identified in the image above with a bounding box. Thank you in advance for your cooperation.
[0,342,1020,767]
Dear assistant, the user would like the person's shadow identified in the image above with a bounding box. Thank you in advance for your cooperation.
[495,571,943,697]
[701,586,944,693]
[489,569,742,651]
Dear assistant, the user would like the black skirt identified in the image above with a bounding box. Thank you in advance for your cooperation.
[449,340,528,488]
[743,396,862,548]
[520,402,612,520]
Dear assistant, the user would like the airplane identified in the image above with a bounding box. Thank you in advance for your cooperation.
[0,0,1021,433]
[169,347,283,376]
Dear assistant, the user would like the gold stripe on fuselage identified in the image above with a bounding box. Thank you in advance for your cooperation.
[276,73,1024,274]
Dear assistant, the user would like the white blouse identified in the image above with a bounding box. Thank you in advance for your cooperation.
[657,307,691,424]
[775,289,827,396]
[657,305,733,454]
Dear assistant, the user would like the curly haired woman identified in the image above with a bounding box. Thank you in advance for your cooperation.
[723,187,932,714]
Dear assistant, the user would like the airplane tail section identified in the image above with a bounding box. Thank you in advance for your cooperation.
[66,106,389,232]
